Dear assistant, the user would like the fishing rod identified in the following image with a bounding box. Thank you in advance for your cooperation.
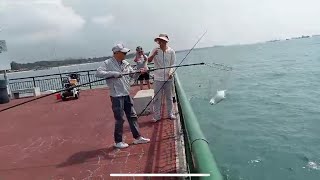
[0,63,205,113]
[148,62,204,71]
[131,63,205,86]
[137,30,208,117]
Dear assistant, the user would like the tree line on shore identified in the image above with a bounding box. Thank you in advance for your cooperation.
[9,53,140,71]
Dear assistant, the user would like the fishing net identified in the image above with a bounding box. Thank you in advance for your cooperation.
[175,61,232,105]
[206,63,232,105]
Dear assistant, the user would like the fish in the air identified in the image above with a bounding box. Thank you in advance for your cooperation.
[209,90,226,105]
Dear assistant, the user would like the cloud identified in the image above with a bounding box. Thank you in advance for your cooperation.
[91,15,114,27]
[1,0,320,63]
[0,0,85,43]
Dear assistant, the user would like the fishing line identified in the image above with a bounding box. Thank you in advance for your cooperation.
[178,61,233,105]
[205,62,233,71]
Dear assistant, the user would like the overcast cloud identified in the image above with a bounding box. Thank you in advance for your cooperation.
[0,0,320,69]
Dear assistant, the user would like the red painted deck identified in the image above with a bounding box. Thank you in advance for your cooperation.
[0,87,182,180]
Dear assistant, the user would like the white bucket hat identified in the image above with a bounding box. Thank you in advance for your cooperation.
[154,33,169,42]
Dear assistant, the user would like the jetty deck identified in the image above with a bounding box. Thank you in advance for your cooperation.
[0,87,185,179]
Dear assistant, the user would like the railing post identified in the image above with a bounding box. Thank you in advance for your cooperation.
[60,74,63,88]
[87,71,92,89]
[32,77,36,87]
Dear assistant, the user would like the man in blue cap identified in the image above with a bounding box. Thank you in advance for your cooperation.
[96,44,150,149]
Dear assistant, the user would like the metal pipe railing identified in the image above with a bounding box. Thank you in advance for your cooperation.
[174,74,223,180]
[8,63,155,92]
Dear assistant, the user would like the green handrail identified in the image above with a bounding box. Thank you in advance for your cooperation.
[175,74,223,180]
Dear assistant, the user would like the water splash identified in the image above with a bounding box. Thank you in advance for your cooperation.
[249,159,262,163]
[303,161,320,170]
[248,157,262,167]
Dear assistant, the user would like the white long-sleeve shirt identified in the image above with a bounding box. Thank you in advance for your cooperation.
[149,46,176,81]
[95,57,137,97]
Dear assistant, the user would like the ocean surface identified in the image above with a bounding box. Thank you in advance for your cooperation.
[176,36,320,180]
[5,36,320,180]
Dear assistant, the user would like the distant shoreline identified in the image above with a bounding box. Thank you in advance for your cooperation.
[267,35,312,43]
[6,34,319,72]
[8,52,140,72]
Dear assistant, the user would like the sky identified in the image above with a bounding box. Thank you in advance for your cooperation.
[0,0,320,69]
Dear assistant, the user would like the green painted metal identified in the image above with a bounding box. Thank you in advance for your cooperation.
[175,74,223,180]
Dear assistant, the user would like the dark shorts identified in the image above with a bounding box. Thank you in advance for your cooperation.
[138,73,150,80]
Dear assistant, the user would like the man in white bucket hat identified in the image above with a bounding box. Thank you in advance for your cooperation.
[148,34,176,122]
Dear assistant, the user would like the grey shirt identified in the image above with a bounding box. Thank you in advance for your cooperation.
[95,57,137,97]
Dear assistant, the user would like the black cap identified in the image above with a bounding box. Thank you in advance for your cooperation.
[136,46,143,51]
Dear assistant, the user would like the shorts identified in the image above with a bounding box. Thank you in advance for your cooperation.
[138,73,150,80]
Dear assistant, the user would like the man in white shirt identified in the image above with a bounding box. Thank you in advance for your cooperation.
[96,44,150,149]
[148,34,176,122]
